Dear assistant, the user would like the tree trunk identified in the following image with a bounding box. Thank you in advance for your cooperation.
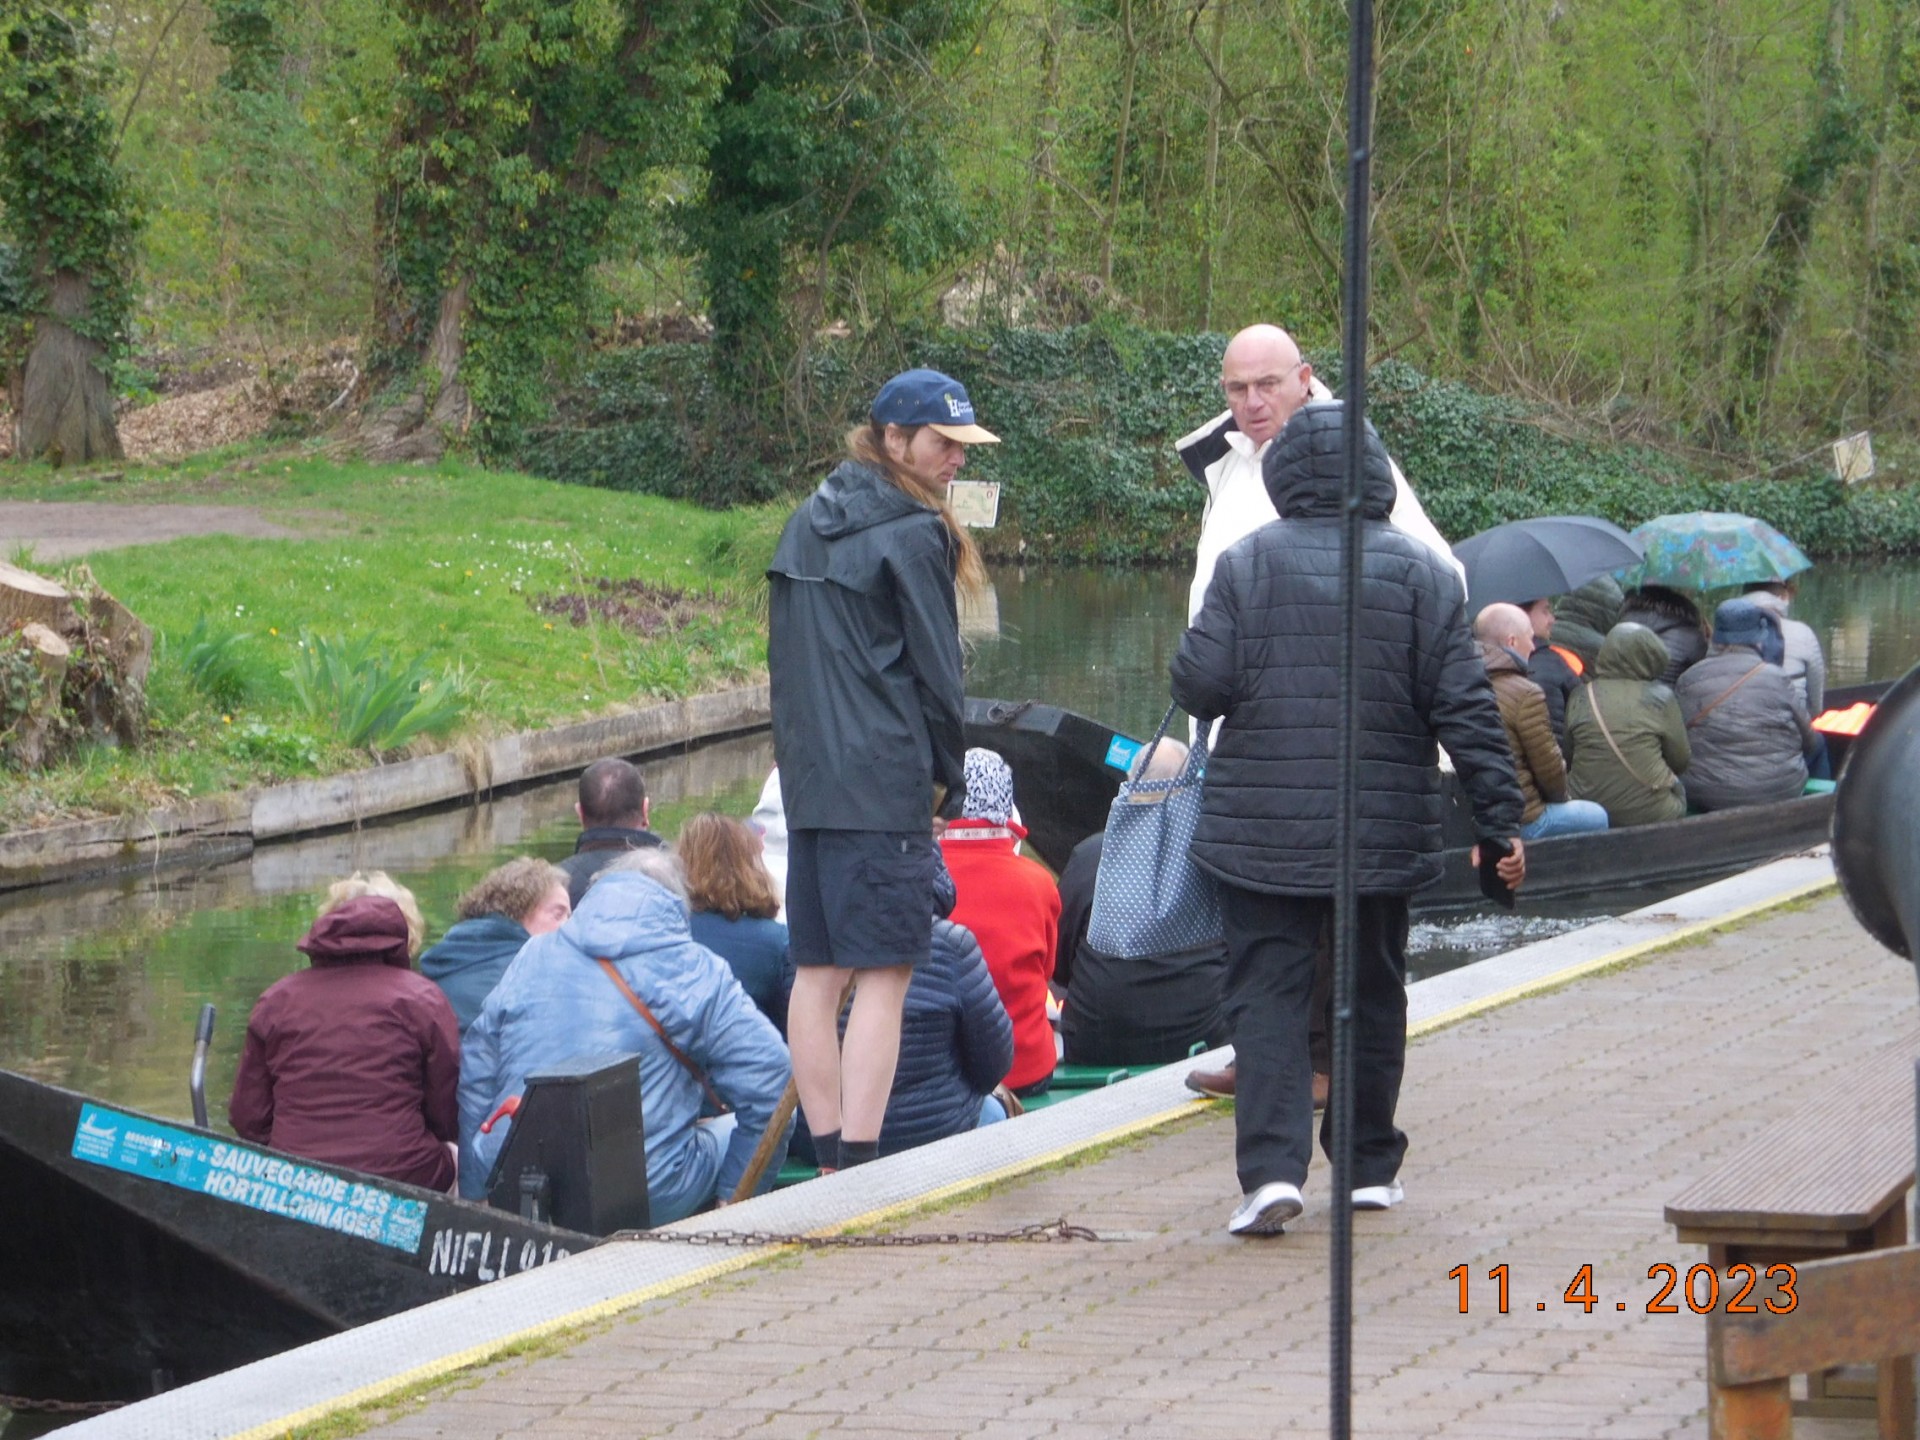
[1099,0,1139,291]
[1199,0,1225,329]
[360,277,473,462]
[1035,2,1063,256]
[16,272,123,466]
[1728,0,1859,428]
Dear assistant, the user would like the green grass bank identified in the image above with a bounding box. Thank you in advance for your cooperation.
[0,452,782,829]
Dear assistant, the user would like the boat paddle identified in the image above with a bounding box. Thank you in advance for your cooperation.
[189,1002,216,1129]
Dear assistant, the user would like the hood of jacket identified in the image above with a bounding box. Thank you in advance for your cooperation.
[560,868,695,961]
[1621,585,1702,628]
[297,896,413,969]
[805,460,934,541]
[1556,574,1624,633]
[1479,641,1528,677]
[1594,622,1672,681]
[420,913,529,977]
[1262,402,1397,521]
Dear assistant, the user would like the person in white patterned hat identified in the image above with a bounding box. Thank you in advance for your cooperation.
[939,748,1062,1096]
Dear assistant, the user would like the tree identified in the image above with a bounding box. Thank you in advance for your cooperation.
[681,0,982,412]
[0,0,141,466]
[361,0,739,461]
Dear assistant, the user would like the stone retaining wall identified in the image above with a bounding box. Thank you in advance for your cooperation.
[0,684,770,893]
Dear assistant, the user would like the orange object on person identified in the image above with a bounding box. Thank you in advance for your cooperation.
[1547,643,1585,677]
[1812,701,1875,736]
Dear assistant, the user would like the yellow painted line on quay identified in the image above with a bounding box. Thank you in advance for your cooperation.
[228,874,1836,1438]
[1407,875,1838,1039]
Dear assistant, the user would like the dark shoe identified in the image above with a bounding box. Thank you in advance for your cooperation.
[1184,1061,1236,1099]
[1312,1071,1330,1111]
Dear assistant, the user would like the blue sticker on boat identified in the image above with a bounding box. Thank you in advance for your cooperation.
[1104,735,1143,773]
[70,1104,427,1253]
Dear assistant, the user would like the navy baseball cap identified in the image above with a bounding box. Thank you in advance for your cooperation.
[871,368,1000,444]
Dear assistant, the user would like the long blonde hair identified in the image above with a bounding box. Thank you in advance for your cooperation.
[846,421,988,596]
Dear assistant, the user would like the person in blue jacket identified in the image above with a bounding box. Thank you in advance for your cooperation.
[457,849,793,1224]
[420,857,571,1032]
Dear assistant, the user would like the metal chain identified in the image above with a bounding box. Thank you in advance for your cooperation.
[0,1391,128,1415]
[609,1217,1105,1248]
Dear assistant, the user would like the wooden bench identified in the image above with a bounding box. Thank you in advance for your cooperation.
[1666,1030,1919,1438]
[1710,1244,1920,1439]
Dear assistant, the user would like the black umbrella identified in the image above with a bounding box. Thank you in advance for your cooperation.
[1455,516,1644,614]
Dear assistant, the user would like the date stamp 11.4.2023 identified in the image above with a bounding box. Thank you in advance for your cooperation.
[1449,1263,1799,1316]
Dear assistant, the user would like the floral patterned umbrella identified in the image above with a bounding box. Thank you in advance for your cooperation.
[1624,511,1812,590]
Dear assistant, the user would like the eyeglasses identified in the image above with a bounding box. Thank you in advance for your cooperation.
[1223,370,1302,402]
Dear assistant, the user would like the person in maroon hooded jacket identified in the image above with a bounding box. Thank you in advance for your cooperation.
[229,871,462,1190]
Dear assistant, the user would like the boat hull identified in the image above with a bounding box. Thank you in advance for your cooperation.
[0,1070,595,1405]
[966,686,1881,913]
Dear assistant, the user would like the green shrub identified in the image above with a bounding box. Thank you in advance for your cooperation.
[285,632,472,752]
[515,322,1920,561]
[163,616,258,708]
[220,718,323,773]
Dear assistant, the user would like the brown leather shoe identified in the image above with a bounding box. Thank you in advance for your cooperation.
[1312,1071,1330,1111]
[1184,1062,1236,1099]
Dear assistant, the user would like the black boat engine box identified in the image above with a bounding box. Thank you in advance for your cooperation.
[484,1054,648,1234]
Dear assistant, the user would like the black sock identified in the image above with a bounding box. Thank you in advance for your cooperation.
[839,1138,879,1168]
[813,1130,840,1170]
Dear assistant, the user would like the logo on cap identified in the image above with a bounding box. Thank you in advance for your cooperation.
[945,392,971,420]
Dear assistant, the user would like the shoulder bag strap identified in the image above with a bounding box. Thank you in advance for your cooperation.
[596,958,730,1114]
[1685,663,1766,730]
[1588,686,1668,795]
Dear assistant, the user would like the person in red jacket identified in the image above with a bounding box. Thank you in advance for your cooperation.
[940,748,1061,1095]
[229,873,461,1190]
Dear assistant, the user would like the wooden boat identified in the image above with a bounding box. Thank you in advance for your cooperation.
[964,682,1886,914]
[0,1068,603,1407]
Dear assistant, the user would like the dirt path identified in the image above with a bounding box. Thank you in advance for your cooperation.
[0,501,327,561]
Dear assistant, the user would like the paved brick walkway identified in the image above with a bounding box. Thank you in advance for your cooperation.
[356,894,1915,1439]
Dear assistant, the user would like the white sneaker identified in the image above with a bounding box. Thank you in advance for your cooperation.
[1352,1179,1405,1211]
[1227,1182,1304,1236]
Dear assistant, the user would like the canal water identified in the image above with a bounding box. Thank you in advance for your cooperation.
[3,559,1917,1133]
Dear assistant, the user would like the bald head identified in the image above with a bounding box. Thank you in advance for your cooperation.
[1474,602,1534,657]
[1221,324,1313,447]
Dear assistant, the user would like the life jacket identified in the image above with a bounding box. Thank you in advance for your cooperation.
[1812,701,1874,736]
[1548,643,1585,677]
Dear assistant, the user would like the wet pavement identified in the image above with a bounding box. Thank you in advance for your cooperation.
[332,891,1912,1440]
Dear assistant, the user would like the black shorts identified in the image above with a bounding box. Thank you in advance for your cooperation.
[786,829,934,971]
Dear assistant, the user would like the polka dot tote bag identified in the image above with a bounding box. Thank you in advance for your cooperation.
[1086,704,1223,958]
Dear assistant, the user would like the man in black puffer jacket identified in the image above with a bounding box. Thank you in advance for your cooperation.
[1171,401,1527,1238]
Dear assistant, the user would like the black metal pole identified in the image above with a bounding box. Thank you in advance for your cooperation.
[1332,0,1376,1432]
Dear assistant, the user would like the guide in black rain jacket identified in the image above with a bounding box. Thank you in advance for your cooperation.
[1169,402,1523,896]
[768,460,968,830]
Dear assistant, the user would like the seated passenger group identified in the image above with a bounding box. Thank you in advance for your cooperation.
[1493,580,1827,828]
[233,746,1230,1212]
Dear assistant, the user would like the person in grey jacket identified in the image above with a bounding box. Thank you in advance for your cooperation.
[1743,581,1826,715]
[1675,599,1816,811]
[767,367,997,1173]
[1170,401,1526,1238]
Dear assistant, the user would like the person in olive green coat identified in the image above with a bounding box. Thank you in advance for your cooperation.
[1565,622,1690,826]
[1549,573,1624,672]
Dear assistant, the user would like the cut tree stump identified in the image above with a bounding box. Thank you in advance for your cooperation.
[0,562,79,635]
[1,563,151,766]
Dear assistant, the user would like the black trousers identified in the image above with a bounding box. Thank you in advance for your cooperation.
[1219,884,1411,1194]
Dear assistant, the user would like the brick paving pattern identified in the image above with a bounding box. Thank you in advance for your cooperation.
[357,894,1914,1439]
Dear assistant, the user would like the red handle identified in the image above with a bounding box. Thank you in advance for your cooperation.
[479,1095,521,1134]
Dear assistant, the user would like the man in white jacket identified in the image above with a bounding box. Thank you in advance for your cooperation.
[1178,323,1459,1106]
[1178,323,1459,626]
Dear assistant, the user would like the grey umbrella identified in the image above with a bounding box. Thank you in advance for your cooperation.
[1455,516,1645,614]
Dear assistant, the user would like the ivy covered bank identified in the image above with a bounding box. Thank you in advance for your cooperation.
[517,324,1920,565]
